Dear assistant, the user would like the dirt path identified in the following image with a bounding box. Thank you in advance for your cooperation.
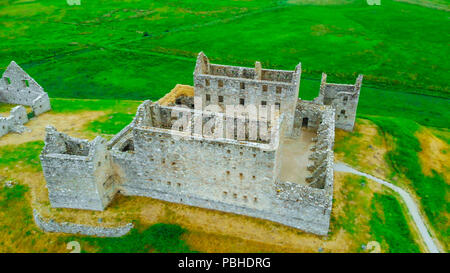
[0,111,105,146]
[334,162,441,253]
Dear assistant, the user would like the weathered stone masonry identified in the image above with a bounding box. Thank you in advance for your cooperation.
[41,126,117,211]
[0,105,28,137]
[33,210,133,237]
[314,73,363,132]
[194,52,301,136]
[40,53,362,236]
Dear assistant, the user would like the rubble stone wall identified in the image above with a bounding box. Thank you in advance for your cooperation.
[33,209,133,238]
[314,73,362,131]
[0,105,28,137]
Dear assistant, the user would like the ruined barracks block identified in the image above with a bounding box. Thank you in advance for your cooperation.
[0,61,51,116]
[40,53,363,236]
[193,52,301,136]
[314,73,363,131]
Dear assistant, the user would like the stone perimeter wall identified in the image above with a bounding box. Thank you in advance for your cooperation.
[33,209,133,237]
[306,103,335,189]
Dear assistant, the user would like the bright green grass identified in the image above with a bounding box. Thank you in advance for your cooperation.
[0,0,278,66]
[370,193,420,253]
[16,50,450,129]
[86,112,135,135]
[66,223,196,253]
[50,98,141,114]
[0,141,44,172]
[0,182,37,252]
[0,182,29,208]
[366,116,449,250]
[0,1,448,128]
[125,0,449,96]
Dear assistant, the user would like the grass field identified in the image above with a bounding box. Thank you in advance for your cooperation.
[366,116,450,250]
[0,0,448,252]
[0,0,449,128]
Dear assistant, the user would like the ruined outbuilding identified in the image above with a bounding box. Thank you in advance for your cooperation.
[40,53,363,236]
[0,61,51,137]
[0,105,29,137]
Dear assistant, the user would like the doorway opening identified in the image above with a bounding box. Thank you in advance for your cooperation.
[302,117,309,128]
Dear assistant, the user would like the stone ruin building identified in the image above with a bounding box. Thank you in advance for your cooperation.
[314,72,363,132]
[0,61,51,137]
[40,52,362,235]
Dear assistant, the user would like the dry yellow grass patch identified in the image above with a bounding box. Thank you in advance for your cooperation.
[416,128,450,182]
[335,119,390,179]
[0,173,71,253]
[184,231,300,253]
[0,2,55,17]
[311,24,332,36]
[1,150,406,253]
[0,111,106,146]
[0,214,69,253]
[158,84,194,106]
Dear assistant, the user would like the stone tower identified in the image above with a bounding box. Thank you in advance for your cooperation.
[40,126,117,211]
[314,73,363,131]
